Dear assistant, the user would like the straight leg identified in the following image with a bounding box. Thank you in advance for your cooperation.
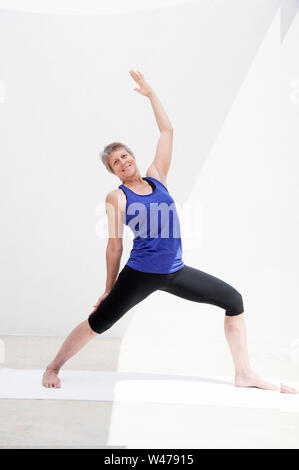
[42,265,162,388]
[42,319,98,388]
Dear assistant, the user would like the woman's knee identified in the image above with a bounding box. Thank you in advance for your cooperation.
[87,315,114,335]
[85,318,100,336]
[226,289,244,316]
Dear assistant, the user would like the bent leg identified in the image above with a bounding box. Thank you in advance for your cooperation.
[225,314,279,390]
[160,264,244,316]
[160,265,281,391]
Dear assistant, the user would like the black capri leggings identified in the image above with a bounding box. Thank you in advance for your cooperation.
[88,264,244,334]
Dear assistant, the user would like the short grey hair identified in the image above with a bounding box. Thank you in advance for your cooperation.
[100,142,136,174]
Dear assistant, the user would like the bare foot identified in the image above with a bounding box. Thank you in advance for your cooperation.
[42,367,61,388]
[235,371,279,391]
[280,383,299,394]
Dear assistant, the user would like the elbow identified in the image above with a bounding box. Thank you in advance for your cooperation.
[107,240,123,253]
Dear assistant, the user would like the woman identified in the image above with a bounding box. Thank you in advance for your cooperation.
[42,70,297,394]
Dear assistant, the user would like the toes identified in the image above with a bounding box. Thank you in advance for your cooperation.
[44,382,60,388]
[280,385,297,393]
[43,378,61,388]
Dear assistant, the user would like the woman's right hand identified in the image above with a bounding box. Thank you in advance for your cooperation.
[89,291,110,317]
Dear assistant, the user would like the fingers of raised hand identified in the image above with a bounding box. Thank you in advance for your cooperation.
[129,70,144,82]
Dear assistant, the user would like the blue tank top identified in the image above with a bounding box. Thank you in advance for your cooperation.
[118,176,184,273]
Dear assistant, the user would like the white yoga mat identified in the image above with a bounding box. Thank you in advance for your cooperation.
[0,369,298,411]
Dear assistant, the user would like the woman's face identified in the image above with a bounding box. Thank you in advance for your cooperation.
[109,148,136,179]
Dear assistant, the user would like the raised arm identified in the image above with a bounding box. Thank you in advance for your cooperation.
[129,70,173,183]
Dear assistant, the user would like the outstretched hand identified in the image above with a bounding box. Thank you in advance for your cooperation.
[129,70,154,97]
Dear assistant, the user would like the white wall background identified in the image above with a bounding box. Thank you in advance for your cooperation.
[281,1,299,352]
[0,1,296,355]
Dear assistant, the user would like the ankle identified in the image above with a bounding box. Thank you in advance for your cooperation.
[46,363,60,373]
[235,368,254,377]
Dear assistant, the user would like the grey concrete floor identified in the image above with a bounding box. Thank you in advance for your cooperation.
[0,335,298,449]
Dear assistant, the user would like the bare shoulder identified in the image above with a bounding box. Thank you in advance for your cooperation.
[145,163,168,189]
[105,188,126,214]
[105,188,124,202]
